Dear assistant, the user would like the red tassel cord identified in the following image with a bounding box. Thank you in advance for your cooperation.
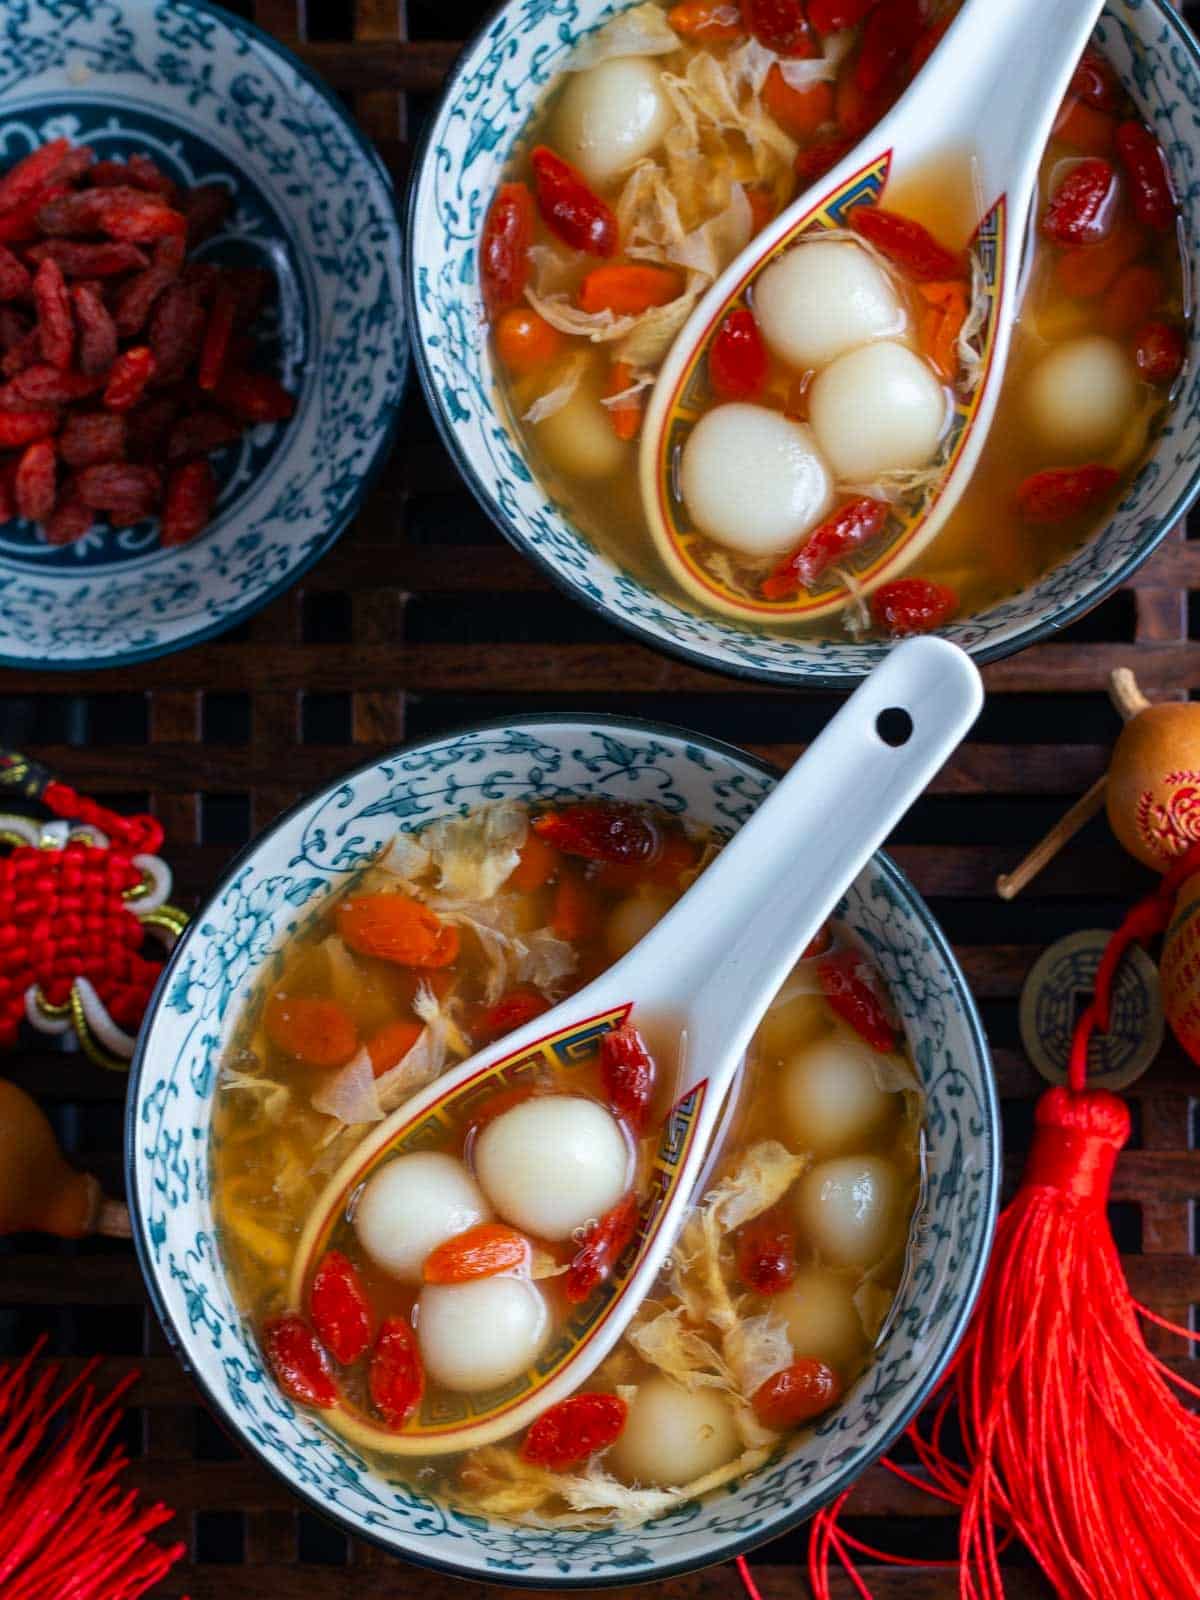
[0,1340,186,1599]
[796,839,1200,1600]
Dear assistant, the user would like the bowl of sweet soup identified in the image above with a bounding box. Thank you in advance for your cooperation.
[407,0,1198,685]
[128,715,998,1581]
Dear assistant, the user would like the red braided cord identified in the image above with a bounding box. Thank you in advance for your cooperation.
[40,780,162,856]
[0,839,162,1046]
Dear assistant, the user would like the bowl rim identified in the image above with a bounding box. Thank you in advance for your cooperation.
[126,709,1000,1585]
[403,0,1200,689]
[0,0,408,674]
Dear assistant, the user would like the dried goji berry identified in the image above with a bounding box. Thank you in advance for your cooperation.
[1134,320,1185,386]
[126,393,182,459]
[368,1316,424,1428]
[148,284,205,384]
[795,134,855,185]
[1115,121,1176,232]
[763,497,890,598]
[0,246,29,302]
[36,188,117,236]
[102,197,186,245]
[213,368,295,424]
[0,330,41,377]
[91,153,177,201]
[807,0,873,31]
[532,801,660,865]
[423,1222,530,1284]
[43,489,93,546]
[0,409,58,447]
[850,205,964,279]
[12,364,105,404]
[1054,220,1143,300]
[262,1313,338,1409]
[262,989,358,1067]
[0,308,30,352]
[473,986,551,1044]
[743,0,815,55]
[103,345,156,411]
[752,1359,842,1427]
[166,408,240,460]
[1071,48,1120,111]
[75,461,162,517]
[0,184,67,245]
[161,457,216,546]
[710,307,768,400]
[530,147,618,257]
[565,1192,640,1304]
[870,577,958,636]
[1015,464,1120,523]
[50,146,95,185]
[181,182,232,246]
[28,240,148,277]
[32,258,74,369]
[0,138,70,213]
[197,282,237,391]
[855,0,922,94]
[1040,157,1117,245]
[60,410,126,468]
[481,182,535,321]
[817,947,896,1050]
[736,1203,797,1294]
[14,437,57,522]
[337,894,458,968]
[599,1023,655,1132]
[72,283,119,376]
[520,1393,627,1469]
[309,1249,372,1365]
[113,235,185,338]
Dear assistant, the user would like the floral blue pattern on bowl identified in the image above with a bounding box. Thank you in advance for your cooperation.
[0,0,407,669]
[406,0,1199,687]
[128,716,1000,1584]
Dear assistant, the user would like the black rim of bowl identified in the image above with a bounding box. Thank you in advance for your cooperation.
[126,710,1001,1586]
[402,0,1200,690]
[0,0,408,673]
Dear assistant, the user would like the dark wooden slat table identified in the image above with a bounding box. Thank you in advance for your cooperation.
[3,0,1199,1594]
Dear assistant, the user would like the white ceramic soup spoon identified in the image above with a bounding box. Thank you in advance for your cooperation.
[287,635,981,1455]
[637,0,1106,625]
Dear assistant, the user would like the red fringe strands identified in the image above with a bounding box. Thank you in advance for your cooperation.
[794,841,1200,1600]
[0,1339,186,1599]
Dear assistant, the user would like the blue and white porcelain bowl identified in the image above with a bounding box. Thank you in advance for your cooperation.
[0,0,406,669]
[128,716,999,1583]
[407,0,1200,687]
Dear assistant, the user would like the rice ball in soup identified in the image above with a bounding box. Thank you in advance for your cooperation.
[808,341,948,481]
[417,1277,550,1392]
[679,405,834,555]
[754,239,906,371]
[551,57,675,189]
[473,1094,629,1240]
[354,1152,490,1283]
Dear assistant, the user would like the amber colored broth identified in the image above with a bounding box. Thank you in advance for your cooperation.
[491,13,1187,638]
[210,803,921,1514]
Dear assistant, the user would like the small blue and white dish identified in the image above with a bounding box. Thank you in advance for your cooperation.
[0,0,406,670]
[407,0,1200,687]
[128,716,999,1584]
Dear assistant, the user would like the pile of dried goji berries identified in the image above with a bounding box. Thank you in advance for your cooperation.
[0,137,295,547]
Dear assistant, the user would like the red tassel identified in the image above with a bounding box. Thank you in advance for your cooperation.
[0,1340,186,1599]
[804,862,1200,1600]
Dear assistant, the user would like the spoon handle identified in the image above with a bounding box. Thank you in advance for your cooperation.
[898,0,1107,205]
[620,638,982,1083]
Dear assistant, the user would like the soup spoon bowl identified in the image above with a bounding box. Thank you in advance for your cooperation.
[287,636,982,1457]
[639,0,1106,626]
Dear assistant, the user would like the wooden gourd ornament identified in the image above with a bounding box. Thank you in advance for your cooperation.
[0,1078,130,1239]
[997,668,1200,1066]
